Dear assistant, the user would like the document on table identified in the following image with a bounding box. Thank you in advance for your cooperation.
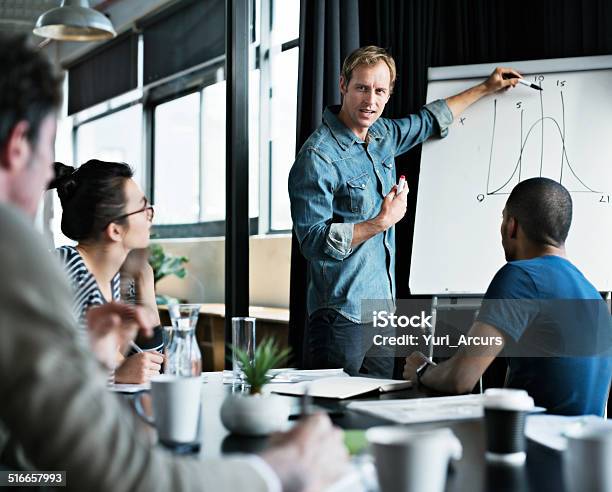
[216,368,349,384]
[525,414,612,451]
[268,377,412,399]
[347,394,485,424]
[347,395,546,424]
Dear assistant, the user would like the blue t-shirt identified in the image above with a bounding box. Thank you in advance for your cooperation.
[477,255,612,416]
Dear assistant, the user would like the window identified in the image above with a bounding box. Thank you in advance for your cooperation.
[248,69,261,219]
[200,80,226,222]
[152,70,260,228]
[267,0,300,231]
[269,47,298,230]
[271,0,300,45]
[75,104,144,190]
[153,92,201,225]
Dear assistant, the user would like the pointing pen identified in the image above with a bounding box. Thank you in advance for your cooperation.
[516,78,543,91]
[503,73,543,91]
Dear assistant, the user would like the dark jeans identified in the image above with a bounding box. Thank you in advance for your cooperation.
[306,308,395,378]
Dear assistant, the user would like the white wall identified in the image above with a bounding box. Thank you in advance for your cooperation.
[155,234,291,308]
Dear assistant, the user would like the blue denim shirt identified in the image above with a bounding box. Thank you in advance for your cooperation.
[289,100,453,323]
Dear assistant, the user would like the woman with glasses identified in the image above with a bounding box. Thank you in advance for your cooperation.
[49,160,162,384]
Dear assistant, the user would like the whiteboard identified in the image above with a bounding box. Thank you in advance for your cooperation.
[410,56,612,295]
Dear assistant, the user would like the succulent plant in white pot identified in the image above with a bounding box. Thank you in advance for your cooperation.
[220,338,292,436]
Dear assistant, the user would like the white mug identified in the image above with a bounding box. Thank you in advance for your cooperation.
[563,421,612,492]
[366,426,463,492]
[149,375,202,445]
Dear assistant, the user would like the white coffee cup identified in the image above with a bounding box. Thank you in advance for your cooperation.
[150,375,202,446]
[563,421,612,492]
[366,426,462,492]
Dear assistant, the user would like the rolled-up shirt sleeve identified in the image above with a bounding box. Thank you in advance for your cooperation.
[389,99,454,156]
[324,222,354,260]
[423,99,454,138]
[289,148,352,261]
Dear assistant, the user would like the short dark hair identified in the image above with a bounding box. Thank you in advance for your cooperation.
[0,35,63,150]
[506,177,572,247]
[48,160,134,242]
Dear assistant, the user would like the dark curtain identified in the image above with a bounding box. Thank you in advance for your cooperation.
[288,0,360,367]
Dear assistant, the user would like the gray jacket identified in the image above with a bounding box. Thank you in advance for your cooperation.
[0,203,271,492]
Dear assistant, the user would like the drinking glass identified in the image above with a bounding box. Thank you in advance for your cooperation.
[231,317,256,382]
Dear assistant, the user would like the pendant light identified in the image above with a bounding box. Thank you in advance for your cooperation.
[33,0,116,42]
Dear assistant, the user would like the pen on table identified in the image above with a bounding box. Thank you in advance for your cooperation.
[502,73,543,91]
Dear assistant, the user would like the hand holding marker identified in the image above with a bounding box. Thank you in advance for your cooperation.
[396,175,407,196]
[502,72,543,91]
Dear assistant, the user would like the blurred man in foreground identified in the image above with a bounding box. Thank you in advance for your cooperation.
[0,34,347,491]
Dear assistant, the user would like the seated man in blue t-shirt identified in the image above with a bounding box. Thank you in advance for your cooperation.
[403,177,612,416]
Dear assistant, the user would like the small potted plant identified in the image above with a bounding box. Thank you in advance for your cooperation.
[220,338,292,436]
[148,243,189,305]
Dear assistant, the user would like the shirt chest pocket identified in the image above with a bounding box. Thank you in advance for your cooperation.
[347,173,373,215]
[380,157,396,193]
[381,156,396,180]
[382,156,395,173]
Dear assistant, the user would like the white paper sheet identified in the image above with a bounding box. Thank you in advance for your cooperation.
[525,414,611,451]
[347,394,485,424]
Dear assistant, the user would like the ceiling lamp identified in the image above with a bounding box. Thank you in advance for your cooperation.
[33,0,116,42]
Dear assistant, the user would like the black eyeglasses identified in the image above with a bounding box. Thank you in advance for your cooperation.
[103,203,154,230]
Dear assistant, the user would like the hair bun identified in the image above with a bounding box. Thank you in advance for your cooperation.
[48,162,78,199]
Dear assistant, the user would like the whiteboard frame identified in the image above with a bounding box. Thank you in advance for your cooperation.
[428,55,612,81]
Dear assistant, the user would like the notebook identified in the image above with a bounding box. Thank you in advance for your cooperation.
[268,376,412,399]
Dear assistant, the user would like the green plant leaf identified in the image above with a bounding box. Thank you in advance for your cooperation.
[149,244,189,285]
[230,337,292,394]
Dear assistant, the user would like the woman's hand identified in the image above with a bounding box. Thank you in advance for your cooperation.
[86,303,154,369]
[120,248,153,281]
[114,352,164,384]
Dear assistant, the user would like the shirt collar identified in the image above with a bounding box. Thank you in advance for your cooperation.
[323,105,386,150]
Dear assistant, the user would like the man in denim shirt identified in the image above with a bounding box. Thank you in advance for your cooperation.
[289,46,520,377]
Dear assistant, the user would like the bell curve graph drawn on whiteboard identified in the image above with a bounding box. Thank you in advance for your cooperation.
[410,55,612,295]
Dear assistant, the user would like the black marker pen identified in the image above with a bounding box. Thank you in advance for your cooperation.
[503,73,543,91]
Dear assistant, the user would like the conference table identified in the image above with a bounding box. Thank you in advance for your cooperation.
[129,376,565,492]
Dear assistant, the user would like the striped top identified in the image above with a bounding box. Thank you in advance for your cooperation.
[56,245,121,336]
